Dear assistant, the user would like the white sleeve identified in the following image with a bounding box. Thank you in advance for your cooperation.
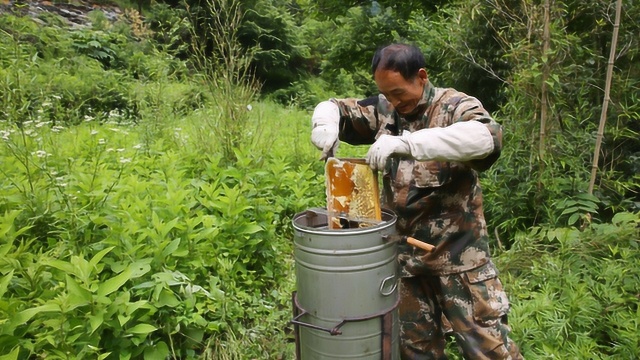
[311,101,340,151]
[311,101,340,128]
[406,120,495,162]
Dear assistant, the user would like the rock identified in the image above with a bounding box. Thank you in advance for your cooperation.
[0,0,123,27]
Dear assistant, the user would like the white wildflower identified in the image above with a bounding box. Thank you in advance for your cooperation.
[51,126,64,133]
[34,150,48,158]
[98,138,106,145]
[116,148,125,152]
[1,130,10,140]
[23,120,33,126]
[246,104,252,111]
[52,95,62,100]
[90,130,99,135]
[132,144,142,150]
[42,102,52,108]
[109,128,120,133]
[84,115,94,122]
[106,148,114,152]
[119,157,132,164]
[36,121,50,128]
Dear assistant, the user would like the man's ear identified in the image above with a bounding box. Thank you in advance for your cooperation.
[418,68,428,83]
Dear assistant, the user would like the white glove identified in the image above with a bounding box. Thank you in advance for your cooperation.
[366,132,411,170]
[311,101,340,160]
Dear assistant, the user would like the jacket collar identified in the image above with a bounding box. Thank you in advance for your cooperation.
[402,81,435,122]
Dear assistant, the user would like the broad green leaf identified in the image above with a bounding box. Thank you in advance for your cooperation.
[157,289,180,308]
[126,300,152,316]
[44,259,75,276]
[0,346,19,360]
[0,270,14,298]
[97,267,132,297]
[65,275,92,310]
[563,200,579,207]
[127,323,157,335]
[143,341,169,360]
[90,314,104,335]
[130,261,151,279]
[576,193,600,202]
[560,206,580,216]
[12,303,60,326]
[89,246,115,270]
[568,213,580,226]
[69,255,91,282]
[162,239,180,257]
[239,223,263,235]
[131,281,154,290]
[173,248,189,257]
[612,212,638,225]
[118,314,131,327]
[577,200,597,208]
[0,244,12,258]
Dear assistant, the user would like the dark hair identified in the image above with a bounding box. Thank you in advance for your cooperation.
[371,43,426,80]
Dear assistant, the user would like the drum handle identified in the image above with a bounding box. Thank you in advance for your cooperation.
[379,274,397,296]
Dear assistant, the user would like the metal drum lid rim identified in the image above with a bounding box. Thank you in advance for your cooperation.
[292,208,397,235]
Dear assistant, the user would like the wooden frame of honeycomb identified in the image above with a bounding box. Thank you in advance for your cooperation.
[325,158,382,229]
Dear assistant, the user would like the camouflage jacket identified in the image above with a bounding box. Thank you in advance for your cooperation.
[331,81,502,275]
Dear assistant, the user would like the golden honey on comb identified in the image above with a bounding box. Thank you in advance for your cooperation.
[325,158,381,229]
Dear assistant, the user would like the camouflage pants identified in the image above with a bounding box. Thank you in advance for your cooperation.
[398,261,523,359]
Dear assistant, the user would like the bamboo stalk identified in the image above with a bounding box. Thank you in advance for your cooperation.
[537,0,551,191]
[539,0,550,163]
[588,0,623,195]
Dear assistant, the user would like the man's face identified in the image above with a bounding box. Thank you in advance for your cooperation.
[374,68,427,116]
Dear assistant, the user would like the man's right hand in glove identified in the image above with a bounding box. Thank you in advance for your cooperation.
[366,132,411,171]
[311,101,340,160]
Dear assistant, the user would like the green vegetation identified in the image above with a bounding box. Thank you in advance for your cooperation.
[0,0,638,358]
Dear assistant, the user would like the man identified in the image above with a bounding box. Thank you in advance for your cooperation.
[310,43,523,359]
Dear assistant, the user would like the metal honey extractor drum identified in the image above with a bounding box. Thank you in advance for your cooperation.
[291,209,400,360]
